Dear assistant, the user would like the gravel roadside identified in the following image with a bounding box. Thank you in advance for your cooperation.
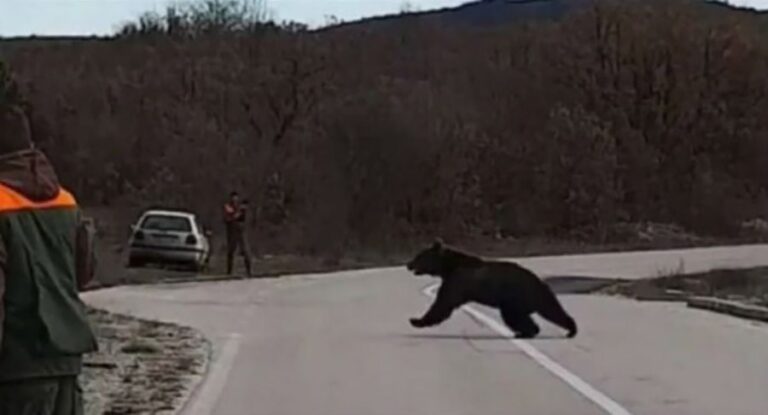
[81,307,210,415]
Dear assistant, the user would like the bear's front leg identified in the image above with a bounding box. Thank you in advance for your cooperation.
[409,317,430,328]
[409,312,452,328]
[410,285,459,328]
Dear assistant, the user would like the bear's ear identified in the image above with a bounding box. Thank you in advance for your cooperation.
[432,238,444,250]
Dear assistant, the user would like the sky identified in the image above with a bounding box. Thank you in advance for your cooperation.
[1,0,768,37]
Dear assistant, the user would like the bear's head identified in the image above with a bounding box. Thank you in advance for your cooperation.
[406,239,447,277]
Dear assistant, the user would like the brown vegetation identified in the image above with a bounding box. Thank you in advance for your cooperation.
[2,0,768,257]
[603,266,768,307]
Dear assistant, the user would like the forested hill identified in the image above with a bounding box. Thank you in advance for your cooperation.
[2,0,768,256]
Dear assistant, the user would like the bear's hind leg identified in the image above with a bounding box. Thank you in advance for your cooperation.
[537,304,578,338]
[500,305,540,339]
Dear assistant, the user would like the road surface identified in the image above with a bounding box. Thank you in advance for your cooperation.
[83,245,768,415]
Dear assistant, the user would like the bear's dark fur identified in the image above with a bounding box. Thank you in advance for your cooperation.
[406,240,578,339]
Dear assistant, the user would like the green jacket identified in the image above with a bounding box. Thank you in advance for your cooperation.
[0,149,98,381]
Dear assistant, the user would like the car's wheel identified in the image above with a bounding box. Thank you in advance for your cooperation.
[128,257,146,268]
[184,254,203,273]
[194,251,211,273]
[203,251,212,271]
[188,261,205,273]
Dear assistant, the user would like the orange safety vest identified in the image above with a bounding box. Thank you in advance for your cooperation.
[0,183,76,213]
[224,202,240,223]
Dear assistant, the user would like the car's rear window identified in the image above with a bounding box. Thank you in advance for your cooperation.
[141,215,192,232]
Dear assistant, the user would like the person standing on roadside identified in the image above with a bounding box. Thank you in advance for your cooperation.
[223,191,252,277]
[0,105,98,415]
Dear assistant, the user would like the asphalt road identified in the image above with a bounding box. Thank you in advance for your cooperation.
[83,245,768,415]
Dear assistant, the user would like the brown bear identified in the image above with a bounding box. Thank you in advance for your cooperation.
[406,240,577,339]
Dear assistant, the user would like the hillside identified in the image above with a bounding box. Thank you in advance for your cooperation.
[0,0,578,44]
[1,0,766,42]
[321,0,587,31]
[2,0,768,259]
[321,0,766,31]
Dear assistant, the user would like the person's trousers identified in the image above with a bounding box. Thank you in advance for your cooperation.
[0,376,83,415]
[226,231,252,276]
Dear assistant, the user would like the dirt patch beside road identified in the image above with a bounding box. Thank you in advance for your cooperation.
[598,267,768,324]
[600,267,768,306]
[600,267,768,307]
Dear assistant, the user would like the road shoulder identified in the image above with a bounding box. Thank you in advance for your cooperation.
[82,307,210,415]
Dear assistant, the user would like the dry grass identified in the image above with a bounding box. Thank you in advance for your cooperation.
[602,267,768,306]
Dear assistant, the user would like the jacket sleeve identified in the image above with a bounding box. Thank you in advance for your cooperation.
[0,236,6,354]
[75,212,96,291]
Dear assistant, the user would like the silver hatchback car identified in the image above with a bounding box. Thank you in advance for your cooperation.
[127,209,211,271]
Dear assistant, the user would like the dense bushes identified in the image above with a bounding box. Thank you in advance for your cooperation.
[3,0,768,254]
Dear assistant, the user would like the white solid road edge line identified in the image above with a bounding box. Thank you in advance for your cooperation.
[182,333,243,415]
[422,284,634,415]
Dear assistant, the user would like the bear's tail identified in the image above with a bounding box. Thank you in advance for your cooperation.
[537,286,578,338]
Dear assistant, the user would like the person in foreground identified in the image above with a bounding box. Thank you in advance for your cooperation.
[0,106,98,414]
[406,239,578,339]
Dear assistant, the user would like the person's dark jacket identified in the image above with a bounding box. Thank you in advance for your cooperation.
[0,111,97,381]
